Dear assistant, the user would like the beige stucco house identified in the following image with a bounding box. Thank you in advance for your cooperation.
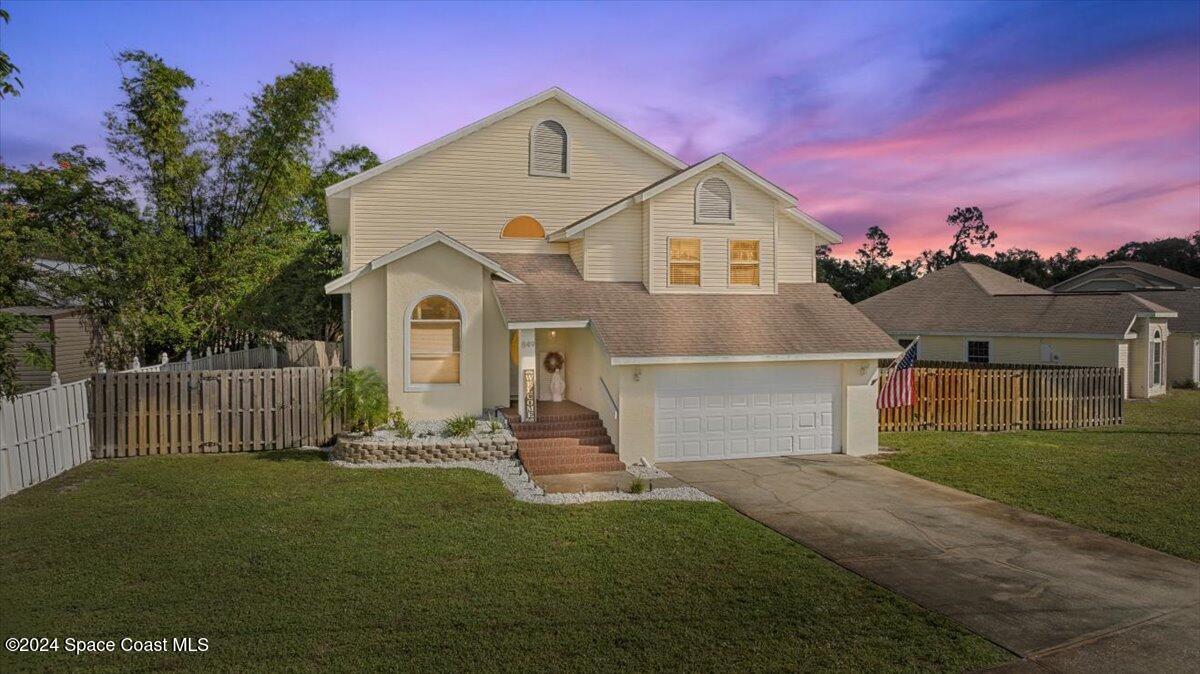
[856,263,1177,398]
[1051,262,1199,386]
[323,87,899,472]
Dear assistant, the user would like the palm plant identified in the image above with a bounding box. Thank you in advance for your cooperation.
[322,368,388,434]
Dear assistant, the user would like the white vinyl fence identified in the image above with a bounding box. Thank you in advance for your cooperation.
[0,377,92,499]
[131,345,281,373]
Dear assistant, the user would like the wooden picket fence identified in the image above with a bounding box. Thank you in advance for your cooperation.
[91,367,341,458]
[879,361,1123,432]
[0,378,92,498]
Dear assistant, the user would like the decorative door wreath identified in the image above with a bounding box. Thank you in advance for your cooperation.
[543,351,564,373]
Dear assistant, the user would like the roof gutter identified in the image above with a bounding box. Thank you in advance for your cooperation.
[609,351,902,366]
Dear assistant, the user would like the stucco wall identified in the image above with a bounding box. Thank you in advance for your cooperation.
[910,334,1122,367]
[615,360,872,465]
[558,328,621,449]
[384,244,486,420]
[482,282,511,409]
[1167,332,1198,385]
[348,269,387,379]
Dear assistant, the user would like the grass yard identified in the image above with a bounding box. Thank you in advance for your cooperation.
[0,452,1006,672]
[881,390,1200,562]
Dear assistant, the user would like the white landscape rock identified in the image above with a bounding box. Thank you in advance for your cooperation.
[327,454,716,506]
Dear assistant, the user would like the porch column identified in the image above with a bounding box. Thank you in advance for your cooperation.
[517,328,538,422]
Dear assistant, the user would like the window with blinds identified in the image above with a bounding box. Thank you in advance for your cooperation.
[695,177,732,222]
[729,240,760,286]
[529,120,568,176]
[669,238,701,286]
[409,296,461,385]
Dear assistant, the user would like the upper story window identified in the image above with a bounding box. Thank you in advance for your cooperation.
[501,215,546,239]
[668,238,701,286]
[1152,328,1163,386]
[529,120,568,177]
[408,295,461,388]
[729,240,760,286]
[695,177,733,223]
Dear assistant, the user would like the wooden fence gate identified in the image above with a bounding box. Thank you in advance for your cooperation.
[91,367,340,458]
[878,362,1123,432]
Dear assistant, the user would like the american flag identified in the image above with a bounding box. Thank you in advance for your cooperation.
[877,340,919,408]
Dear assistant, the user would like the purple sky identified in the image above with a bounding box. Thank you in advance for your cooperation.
[2,0,1198,259]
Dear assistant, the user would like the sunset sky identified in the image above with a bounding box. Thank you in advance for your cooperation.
[3,0,1198,259]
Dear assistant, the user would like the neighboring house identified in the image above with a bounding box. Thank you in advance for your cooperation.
[855,263,1176,398]
[323,87,899,469]
[1052,262,1200,386]
[2,307,98,392]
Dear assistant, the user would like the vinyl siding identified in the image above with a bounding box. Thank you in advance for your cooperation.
[1166,332,1198,385]
[347,99,675,269]
[582,203,642,282]
[12,318,52,392]
[777,216,816,283]
[567,239,584,276]
[646,166,776,294]
[50,313,95,383]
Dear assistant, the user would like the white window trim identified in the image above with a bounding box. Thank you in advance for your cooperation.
[1150,328,1163,388]
[528,118,570,178]
[667,237,702,287]
[404,291,466,392]
[727,238,761,287]
[964,338,992,364]
[694,177,734,224]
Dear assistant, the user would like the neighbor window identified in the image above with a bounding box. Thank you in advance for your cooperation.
[1152,328,1163,386]
[695,177,733,222]
[409,295,461,386]
[529,120,568,176]
[501,215,545,239]
[668,238,701,286]
[966,340,991,364]
[728,240,760,286]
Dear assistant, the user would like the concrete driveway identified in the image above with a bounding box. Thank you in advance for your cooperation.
[668,456,1200,673]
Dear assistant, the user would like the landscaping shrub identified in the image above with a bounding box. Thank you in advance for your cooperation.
[442,414,477,438]
[322,368,388,434]
[389,409,413,438]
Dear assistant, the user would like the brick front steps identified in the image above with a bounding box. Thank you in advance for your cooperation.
[501,401,625,476]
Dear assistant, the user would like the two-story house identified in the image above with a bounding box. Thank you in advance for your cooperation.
[323,88,899,472]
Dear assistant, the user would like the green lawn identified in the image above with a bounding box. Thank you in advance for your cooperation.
[881,390,1200,561]
[0,453,1006,672]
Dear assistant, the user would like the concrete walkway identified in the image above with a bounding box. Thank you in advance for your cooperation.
[668,456,1200,673]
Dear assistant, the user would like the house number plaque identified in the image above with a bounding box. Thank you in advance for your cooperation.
[522,369,537,422]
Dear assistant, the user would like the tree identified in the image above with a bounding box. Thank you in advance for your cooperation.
[0,9,22,99]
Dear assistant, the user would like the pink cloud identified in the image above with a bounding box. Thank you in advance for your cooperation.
[761,49,1200,259]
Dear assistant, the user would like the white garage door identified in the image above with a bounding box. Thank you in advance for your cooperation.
[654,364,839,462]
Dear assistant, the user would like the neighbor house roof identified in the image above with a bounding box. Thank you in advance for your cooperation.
[324,231,522,294]
[2,306,81,318]
[1051,261,1200,291]
[489,254,899,363]
[546,153,842,245]
[856,263,1175,338]
[1128,289,1200,333]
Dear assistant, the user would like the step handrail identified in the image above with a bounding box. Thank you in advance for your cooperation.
[599,377,618,420]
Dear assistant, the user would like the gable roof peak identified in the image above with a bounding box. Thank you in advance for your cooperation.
[323,86,686,202]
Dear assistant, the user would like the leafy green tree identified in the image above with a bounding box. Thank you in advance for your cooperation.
[0,9,22,99]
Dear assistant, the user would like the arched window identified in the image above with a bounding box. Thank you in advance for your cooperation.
[529,120,568,176]
[1152,328,1163,387]
[695,177,733,222]
[408,295,461,387]
[501,215,546,239]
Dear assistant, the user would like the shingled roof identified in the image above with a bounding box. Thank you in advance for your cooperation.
[489,254,899,361]
[856,263,1174,338]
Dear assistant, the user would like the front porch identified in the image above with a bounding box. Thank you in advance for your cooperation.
[500,400,624,476]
